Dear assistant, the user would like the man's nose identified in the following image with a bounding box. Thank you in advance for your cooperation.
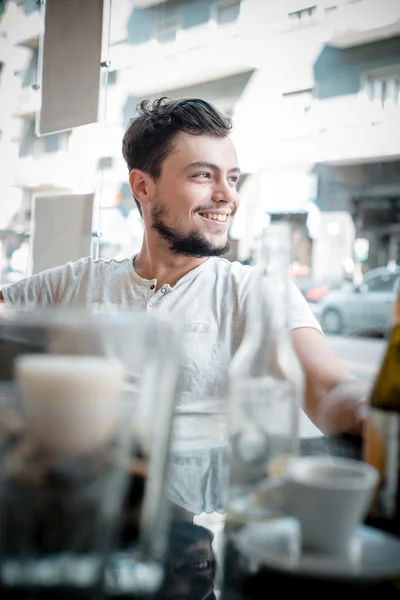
[211,181,238,203]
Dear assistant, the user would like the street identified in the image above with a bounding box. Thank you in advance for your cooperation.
[325,334,386,383]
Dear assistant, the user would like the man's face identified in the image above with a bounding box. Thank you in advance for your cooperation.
[160,529,216,600]
[148,132,240,257]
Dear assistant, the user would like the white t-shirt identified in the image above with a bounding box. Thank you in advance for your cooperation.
[2,256,321,437]
[3,256,322,512]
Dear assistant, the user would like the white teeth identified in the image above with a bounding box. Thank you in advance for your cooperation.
[203,213,227,222]
[190,561,209,570]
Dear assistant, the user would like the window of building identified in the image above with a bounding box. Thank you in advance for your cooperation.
[23,0,40,15]
[214,0,241,25]
[97,156,114,170]
[324,5,338,18]
[107,70,118,85]
[288,6,317,25]
[22,49,38,88]
[155,17,180,44]
[43,133,62,153]
[19,119,35,157]
[365,71,400,108]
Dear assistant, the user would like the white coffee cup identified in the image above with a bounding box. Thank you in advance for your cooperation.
[15,354,124,459]
[282,455,379,556]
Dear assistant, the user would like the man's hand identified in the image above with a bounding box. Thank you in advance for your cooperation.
[314,379,370,437]
[292,328,370,437]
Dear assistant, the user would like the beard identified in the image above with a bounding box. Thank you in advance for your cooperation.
[151,200,230,258]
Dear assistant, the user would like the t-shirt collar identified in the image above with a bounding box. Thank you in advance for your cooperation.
[130,255,211,289]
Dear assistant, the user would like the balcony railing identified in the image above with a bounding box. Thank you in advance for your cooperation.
[278,93,400,164]
[110,19,254,93]
[327,0,400,48]
[313,92,400,129]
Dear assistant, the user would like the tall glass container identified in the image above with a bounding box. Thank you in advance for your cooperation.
[226,222,305,521]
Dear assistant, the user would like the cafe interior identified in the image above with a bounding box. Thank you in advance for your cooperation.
[0,0,399,598]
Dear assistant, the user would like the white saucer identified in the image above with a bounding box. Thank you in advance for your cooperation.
[233,518,400,580]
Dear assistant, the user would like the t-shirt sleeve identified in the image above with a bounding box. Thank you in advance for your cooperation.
[289,280,322,333]
[1,263,75,306]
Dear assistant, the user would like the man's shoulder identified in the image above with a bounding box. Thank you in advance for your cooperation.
[202,258,254,302]
[75,256,132,274]
[0,256,133,300]
[209,257,253,280]
[50,256,132,278]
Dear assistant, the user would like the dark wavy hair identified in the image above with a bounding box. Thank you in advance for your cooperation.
[122,97,233,215]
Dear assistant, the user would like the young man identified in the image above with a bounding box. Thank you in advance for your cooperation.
[0,97,368,438]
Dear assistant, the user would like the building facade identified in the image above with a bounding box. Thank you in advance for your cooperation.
[0,0,399,287]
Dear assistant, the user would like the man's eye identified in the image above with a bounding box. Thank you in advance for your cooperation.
[229,176,240,185]
[193,172,210,179]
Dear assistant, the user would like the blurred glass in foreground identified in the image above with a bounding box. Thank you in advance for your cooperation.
[0,306,181,599]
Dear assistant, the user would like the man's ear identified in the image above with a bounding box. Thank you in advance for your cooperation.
[129,170,151,212]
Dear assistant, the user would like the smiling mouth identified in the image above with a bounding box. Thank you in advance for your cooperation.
[174,560,213,576]
[199,212,229,224]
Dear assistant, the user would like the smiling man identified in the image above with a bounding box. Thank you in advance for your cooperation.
[0,97,369,438]
[123,99,240,289]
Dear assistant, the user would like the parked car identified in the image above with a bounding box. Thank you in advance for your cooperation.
[318,266,400,337]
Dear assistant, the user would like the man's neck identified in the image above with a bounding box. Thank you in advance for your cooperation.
[133,243,209,289]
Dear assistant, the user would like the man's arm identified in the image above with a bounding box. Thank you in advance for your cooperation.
[292,327,370,437]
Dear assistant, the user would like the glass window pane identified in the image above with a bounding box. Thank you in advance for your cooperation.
[2,0,400,413]
[364,274,398,293]
[43,132,60,153]
[18,120,35,157]
[24,0,39,16]
[215,1,241,25]
[0,233,30,287]
[97,156,114,170]
[107,70,117,85]
[22,50,38,89]
[156,18,179,44]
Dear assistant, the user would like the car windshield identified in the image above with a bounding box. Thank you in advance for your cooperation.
[360,272,399,293]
